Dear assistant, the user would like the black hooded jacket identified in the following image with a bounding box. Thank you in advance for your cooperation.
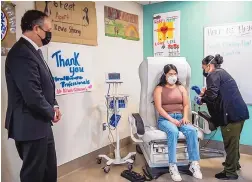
[201,68,249,127]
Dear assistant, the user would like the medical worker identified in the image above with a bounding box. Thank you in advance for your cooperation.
[198,54,249,180]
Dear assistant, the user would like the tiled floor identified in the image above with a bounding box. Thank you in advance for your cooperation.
[58,145,252,182]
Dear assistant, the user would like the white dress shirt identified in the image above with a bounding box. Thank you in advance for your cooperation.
[22,34,39,50]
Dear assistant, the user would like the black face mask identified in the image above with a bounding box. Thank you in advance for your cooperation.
[203,70,208,77]
[38,27,52,46]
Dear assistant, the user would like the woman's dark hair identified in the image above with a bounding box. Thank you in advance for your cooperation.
[202,54,224,68]
[157,64,181,86]
[21,10,48,33]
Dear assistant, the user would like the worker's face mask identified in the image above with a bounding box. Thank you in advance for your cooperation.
[167,75,177,85]
[203,57,215,75]
[203,70,208,77]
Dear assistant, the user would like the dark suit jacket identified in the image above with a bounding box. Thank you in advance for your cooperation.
[202,68,249,126]
[5,37,58,141]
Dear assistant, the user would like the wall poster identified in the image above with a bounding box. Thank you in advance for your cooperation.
[104,6,139,41]
[153,11,180,57]
[35,1,98,46]
[1,2,16,56]
[47,43,94,95]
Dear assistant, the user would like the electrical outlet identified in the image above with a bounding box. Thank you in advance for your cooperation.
[102,123,107,131]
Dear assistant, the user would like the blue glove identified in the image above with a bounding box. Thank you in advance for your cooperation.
[194,96,202,105]
[191,86,201,95]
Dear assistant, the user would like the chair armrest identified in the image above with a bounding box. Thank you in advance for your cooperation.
[128,113,144,143]
[132,113,145,135]
[198,111,217,131]
[192,111,212,135]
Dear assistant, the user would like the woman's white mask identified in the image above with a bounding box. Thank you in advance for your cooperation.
[167,75,177,85]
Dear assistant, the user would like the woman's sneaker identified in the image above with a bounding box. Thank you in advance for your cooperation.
[189,161,203,179]
[169,164,182,181]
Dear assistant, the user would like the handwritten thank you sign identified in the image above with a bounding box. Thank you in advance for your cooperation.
[1,2,16,56]
[48,43,94,95]
[35,1,97,46]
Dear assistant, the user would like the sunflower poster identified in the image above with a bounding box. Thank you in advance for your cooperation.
[153,11,180,57]
[104,6,139,41]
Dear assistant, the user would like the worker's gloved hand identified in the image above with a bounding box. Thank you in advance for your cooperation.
[191,86,201,95]
[194,96,202,105]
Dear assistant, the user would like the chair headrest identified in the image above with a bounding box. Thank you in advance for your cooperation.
[138,57,191,127]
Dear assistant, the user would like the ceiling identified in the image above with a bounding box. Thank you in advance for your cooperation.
[135,1,164,5]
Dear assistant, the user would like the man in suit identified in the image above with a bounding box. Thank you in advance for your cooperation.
[5,10,61,182]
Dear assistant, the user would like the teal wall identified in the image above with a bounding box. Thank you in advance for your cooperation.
[143,1,252,145]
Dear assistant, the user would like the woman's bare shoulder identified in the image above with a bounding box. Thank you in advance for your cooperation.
[154,86,163,94]
[155,86,163,91]
[178,85,187,92]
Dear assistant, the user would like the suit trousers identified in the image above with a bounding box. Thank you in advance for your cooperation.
[15,127,57,182]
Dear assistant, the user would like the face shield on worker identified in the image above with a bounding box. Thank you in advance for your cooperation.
[202,57,215,77]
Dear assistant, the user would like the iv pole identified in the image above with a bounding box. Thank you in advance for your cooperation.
[97,82,136,173]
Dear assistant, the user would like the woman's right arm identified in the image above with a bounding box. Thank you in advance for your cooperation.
[199,87,206,97]
[153,87,180,126]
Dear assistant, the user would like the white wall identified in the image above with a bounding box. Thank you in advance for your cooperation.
[1,1,143,181]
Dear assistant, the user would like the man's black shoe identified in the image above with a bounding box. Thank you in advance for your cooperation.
[215,171,238,180]
[222,162,241,170]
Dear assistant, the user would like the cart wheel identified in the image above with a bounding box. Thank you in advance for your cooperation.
[127,163,133,171]
[131,155,136,161]
[103,166,110,173]
[136,145,143,155]
[96,157,102,164]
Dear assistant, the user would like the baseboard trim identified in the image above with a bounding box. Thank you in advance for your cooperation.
[200,139,252,155]
[57,138,251,178]
[57,136,132,178]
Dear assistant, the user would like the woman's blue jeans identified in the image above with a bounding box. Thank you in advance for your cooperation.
[157,113,200,164]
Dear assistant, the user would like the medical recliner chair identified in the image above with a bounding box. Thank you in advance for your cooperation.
[128,57,215,179]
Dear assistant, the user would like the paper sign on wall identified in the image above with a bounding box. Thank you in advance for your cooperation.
[35,1,97,46]
[153,11,180,57]
[1,2,16,56]
[47,43,94,95]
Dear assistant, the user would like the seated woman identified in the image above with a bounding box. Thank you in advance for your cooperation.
[153,64,202,182]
